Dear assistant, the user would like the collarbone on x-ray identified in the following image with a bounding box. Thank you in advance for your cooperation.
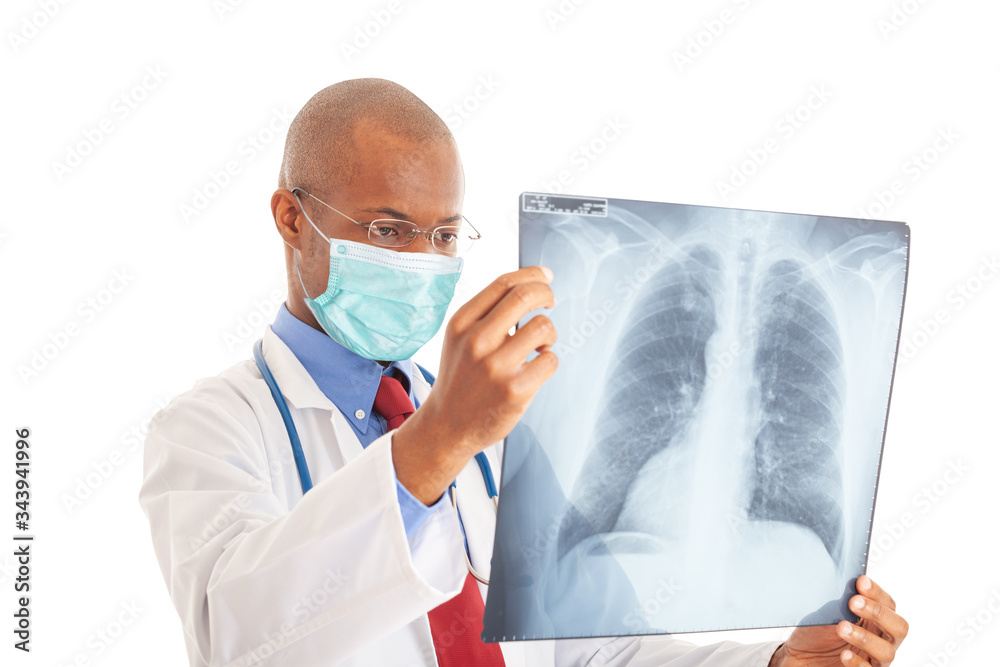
[484,193,908,639]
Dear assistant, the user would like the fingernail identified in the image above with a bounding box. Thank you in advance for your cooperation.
[852,597,865,611]
[859,575,871,591]
[539,265,553,281]
[839,621,852,637]
[843,649,854,661]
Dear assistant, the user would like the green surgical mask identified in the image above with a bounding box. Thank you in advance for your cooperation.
[293,206,463,362]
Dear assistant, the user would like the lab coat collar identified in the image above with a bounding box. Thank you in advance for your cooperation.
[260,326,433,412]
[269,303,420,433]
[260,327,337,411]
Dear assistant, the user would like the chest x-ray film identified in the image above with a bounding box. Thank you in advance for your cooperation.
[482,193,909,641]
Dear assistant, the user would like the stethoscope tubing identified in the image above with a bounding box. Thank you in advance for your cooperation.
[253,338,497,584]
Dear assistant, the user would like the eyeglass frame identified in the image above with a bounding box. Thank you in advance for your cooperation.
[290,187,481,256]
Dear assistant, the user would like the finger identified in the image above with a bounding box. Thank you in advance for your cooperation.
[857,575,896,611]
[449,266,553,333]
[472,281,556,349]
[512,349,559,393]
[838,620,897,665]
[494,314,558,366]
[850,593,909,641]
[839,649,870,667]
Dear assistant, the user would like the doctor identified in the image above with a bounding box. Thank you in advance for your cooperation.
[139,78,908,667]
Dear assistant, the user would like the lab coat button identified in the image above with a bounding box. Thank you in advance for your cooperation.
[355,409,365,419]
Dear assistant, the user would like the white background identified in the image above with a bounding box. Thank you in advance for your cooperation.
[2,1,997,665]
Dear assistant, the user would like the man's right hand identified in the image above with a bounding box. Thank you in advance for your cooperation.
[392,266,558,505]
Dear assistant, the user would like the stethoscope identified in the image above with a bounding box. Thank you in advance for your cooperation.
[253,339,497,584]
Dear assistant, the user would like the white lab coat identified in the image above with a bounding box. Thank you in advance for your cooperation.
[139,326,783,666]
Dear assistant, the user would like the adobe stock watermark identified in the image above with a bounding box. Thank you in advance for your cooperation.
[56,600,144,666]
[922,587,1000,667]
[544,0,591,30]
[672,0,757,73]
[519,508,570,564]
[339,0,411,63]
[431,606,481,650]
[7,0,72,54]
[623,578,681,630]
[716,84,834,203]
[213,0,249,20]
[552,242,671,356]
[540,116,628,195]
[877,0,933,40]
[868,459,969,563]
[61,397,171,514]
[51,65,168,182]
[17,268,134,385]
[0,554,17,587]
[178,106,293,223]
[444,75,501,131]
[896,253,997,365]
[245,567,352,664]
[188,490,263,552]
[466,406,519,458]
[851,125,959,231]
[705,321,760,382]
[224,288,285,351]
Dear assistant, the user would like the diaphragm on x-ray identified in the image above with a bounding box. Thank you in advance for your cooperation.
[482,193,909,642]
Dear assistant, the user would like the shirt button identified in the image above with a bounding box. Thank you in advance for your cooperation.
[355,409,365,420]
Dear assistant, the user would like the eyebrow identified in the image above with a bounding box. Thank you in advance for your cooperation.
[360,207,464,225]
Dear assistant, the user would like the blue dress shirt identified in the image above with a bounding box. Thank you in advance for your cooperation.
[270,303,443,538]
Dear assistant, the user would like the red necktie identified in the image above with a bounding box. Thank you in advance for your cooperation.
[373,372,505,666]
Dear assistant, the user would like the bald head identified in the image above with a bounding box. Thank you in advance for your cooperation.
[278,78,455,194]
[271,79,466,335]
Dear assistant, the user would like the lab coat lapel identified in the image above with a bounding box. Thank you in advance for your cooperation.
[261,327,365,466]
[261,326,336,411]
[261,331,500,581]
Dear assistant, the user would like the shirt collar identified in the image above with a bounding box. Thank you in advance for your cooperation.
[270,303,417,434]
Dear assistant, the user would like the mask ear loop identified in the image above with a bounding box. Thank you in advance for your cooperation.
[289,189,331,301]
[293,252,312,300]
[291,189,331,243]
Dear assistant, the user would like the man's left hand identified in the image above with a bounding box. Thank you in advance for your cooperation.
[769,575,908,667]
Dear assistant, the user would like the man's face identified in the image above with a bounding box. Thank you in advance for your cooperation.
[300,119,465,270]
[279,119,466,334]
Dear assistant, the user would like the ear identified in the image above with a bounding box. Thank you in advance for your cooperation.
[272,188,305,249]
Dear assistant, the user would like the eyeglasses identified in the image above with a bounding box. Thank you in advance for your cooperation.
[292,187,481,256]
